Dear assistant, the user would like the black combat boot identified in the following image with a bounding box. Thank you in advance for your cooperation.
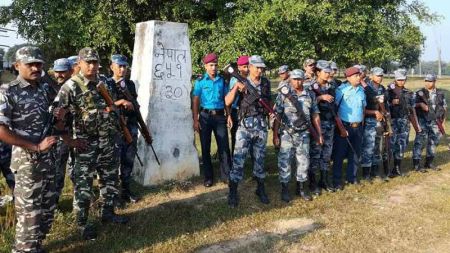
[228,180,239,208]
[309,171,321,196]
[255,178,270,204]
[362,167,372,181]
[370,164,379,179]
[382,160,390,181]
[296,181,312,201]
[121,182,140,204]
[425,156,440,171]
[280,182,291,203]
[101,208,129,224]
[318,170,332,192]
[78,223,97,240]
[413,159,427,173]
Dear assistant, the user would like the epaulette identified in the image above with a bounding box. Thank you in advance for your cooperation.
[8,79,20,87]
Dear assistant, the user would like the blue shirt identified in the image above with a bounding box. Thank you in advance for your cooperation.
[229,77,240,109]
[193,73,228,109]
[335,81,366,123]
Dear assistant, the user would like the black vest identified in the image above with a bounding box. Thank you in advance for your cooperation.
[238,77,271,119]
[415,88,446,121]
[387,84,412,119]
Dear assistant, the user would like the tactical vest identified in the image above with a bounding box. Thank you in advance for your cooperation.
[238,77,271,120]
[313,82,336,121]
[415,88,446,121]
[71,75,113,136]
[388,84,411,119]
[364,83,382,112]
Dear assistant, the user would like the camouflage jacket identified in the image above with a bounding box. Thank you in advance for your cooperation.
[56,73,119,138]
[0,75,51,143]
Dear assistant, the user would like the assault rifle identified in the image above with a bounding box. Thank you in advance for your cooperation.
[416,90,446,135]
[117,80,160,165]
[390,85,422,133]
[97,82,144,166]
[224,64,321,144]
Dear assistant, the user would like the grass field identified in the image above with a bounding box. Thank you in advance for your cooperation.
[1,75,450,252]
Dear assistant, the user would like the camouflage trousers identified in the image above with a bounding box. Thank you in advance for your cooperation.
[390,118,410,160]
[278,130,310,183]
[361,117,387,167]
[54,139,70,200]
[12,147,56,253]
[229,127,267,182]
[72,134,119,225]
[310,120,335,172]
[118,133,137,185]
[412,118,442,160]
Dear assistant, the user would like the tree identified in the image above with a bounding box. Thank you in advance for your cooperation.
[0,0,439,73]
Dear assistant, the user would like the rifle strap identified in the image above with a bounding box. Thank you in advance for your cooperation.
[283,90,309,129]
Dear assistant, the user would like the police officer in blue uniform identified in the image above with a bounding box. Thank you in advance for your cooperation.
[332,67,366,190]
[192,53,232,187]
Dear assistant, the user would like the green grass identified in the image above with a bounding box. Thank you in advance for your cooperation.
[1,76,450,252]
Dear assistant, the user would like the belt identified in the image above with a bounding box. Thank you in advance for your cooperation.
[201,108,225,116]
[342,121,361,128]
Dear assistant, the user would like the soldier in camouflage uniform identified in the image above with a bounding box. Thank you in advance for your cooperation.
[106,54,141,204]
[277,65,290,88]
[0,46,58,253]
[56,48,131,240]
[360,67,387,181]
[225,55,272,207]
[328,61,342,87]
[307,60,335,196]
[50,58,73,204]
[386,69,417,177]
[413,73,447,171]
[273,69,322,202]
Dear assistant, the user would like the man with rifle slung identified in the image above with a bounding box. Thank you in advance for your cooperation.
[386,69,420,177]
[360,67,390,181]
[308,60,337,195]
[412,73,447,172]
[331,67,366,191]
[225,55,273,207]
[273,69,323,202]
[106,54,144,204]
[56,48,132,240]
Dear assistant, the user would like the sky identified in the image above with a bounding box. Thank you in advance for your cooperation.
[1,0,449,62]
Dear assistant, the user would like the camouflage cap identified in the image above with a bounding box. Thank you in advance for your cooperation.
[78,47,99,61]
[424,73,437,82]
[278,65,289,74]
[15,46,44,64]
[315,60,332,73]
[249,55,266,68]
[67,55,78,67]
[53,58,71,72]
[370,67,384,76]
[303,58,316,67]
[394,69,407,80]
[111,54,129,66]
[289,69,305,79]
[354,64,367,72]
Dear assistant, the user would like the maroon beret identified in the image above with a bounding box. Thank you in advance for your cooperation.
[345,67,360,77]
[237,55,249,65]
[203,53,218,64]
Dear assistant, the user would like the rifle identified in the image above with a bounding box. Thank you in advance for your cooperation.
[224,64,321,144]
[96,82,144,166]
[391,85,421,133]
[378,98,393,136]
[117,80,160,165]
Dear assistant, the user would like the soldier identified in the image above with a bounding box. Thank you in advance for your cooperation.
[303,58,316,81]
[106,54,141,203]
[229,55,249,155]
[51,58,73,204]
[0,46,58,253]
[192,53,232,187]
[386,69,418,177]
[277,65,290,88]
[273,69,322,202]
[329,61,342,87]
[360,67,386,181]
[332,67,366,190]
[225,55,272,207]
[412,73,447,171]
[56,47,131,240]
[308,60,335,195]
